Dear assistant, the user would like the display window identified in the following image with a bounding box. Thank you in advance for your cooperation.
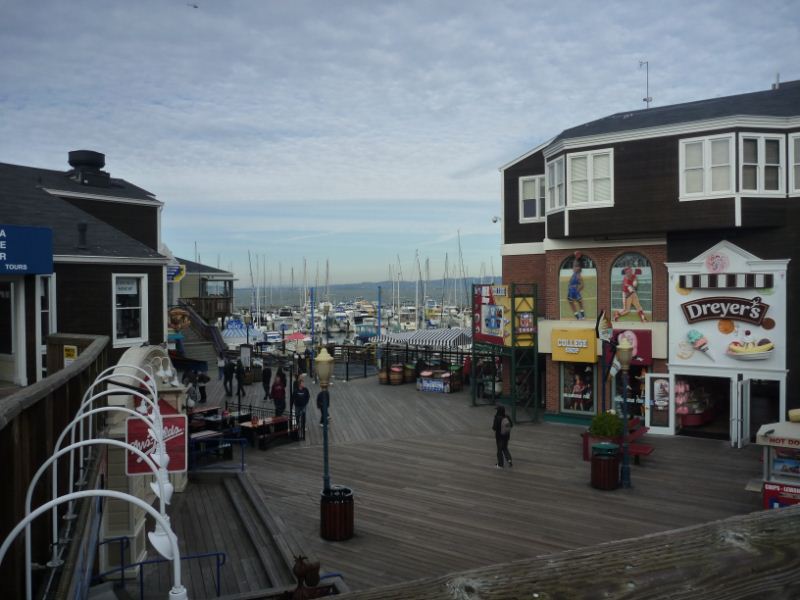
[561,363,596,414]
[558,251,597,321]
[613,365,648,417]
[610,252,652,323]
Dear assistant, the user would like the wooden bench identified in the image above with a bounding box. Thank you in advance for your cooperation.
[624,422,654,464]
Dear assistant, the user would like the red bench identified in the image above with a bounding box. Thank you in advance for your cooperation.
[624,423,654,464]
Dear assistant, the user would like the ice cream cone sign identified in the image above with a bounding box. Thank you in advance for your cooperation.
[687,329,714,362]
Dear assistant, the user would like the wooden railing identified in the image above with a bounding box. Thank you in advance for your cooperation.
[0,334,109,599]
[178,301,226,355]
[179,296,233,323]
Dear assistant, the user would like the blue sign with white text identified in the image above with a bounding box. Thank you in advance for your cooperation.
[0,224,53,274]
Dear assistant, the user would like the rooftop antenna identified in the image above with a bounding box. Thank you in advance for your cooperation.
[772,72,781,90]
[639,61,652,109]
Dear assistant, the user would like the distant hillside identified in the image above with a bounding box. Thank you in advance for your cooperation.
[233,277,499,309]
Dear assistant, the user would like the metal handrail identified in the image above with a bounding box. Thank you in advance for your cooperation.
[93,545,227,599]
[188,436,248,472]
[178,300,226,355]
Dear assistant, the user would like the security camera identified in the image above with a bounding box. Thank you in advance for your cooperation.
[491,216,500,223]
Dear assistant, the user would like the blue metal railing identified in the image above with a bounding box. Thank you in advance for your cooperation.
[94,537,226,599]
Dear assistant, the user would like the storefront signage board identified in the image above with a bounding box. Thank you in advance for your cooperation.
[667,241,787,372]
[0,224,53,274]
[167,264,187,283]
[551,329,597,363]
[473,285,535,347]
[763,482,800,509]
[609,329,652,366]
[126,399,187,474]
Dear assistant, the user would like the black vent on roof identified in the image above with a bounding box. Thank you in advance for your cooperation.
[67,150,111,187]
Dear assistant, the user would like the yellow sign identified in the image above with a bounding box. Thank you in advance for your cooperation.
[63,345,78,367]
[551,329,597,363]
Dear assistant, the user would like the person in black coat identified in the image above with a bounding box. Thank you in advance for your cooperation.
[262,365,272,400]
[291,374,310,439]
[223,359,234,396]
[235,359,246,397]
[492,405,513,468]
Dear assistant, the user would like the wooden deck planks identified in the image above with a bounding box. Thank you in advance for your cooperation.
[245,376,763,592]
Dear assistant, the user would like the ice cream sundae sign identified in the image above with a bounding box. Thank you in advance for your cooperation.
[681,296,769,326]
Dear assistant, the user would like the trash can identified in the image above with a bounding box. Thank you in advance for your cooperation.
[591,442,620,490]
[320,485,354,541]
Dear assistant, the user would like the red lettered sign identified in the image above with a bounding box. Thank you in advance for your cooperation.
[126,411,187,475]
[763,482,800,509]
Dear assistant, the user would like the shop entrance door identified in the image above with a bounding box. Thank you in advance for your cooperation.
[732,379,751,448]
[644,373,674,435]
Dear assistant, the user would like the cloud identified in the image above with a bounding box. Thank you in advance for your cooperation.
[1,0,798,283]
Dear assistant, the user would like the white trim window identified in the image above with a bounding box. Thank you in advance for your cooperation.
[546,156,565,211]
[566,149,614,208]
[112,274,148,348]
[519,175,546,222]
[679,134,735,200]
[787,133,799,195]
[739,133,786,195]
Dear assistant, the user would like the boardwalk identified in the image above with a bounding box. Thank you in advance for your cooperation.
[244,376,763,592]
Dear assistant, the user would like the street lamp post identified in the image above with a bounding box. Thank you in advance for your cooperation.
[616,336,634,488]
[315,347,354,541]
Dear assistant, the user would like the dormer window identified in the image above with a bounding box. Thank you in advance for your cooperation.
[740,133,785,195]
[519,175,545,222]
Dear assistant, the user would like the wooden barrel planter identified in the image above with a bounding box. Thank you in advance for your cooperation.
[403,364,416,383]
[390,366,404,385]
[378,370,389,385]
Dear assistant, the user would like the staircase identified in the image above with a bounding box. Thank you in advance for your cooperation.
[181,322,220,371]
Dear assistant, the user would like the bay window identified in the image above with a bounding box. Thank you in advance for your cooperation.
[739,133,785,195]
[787,133,799,195]
[546,156,565,211]
[679,134,734,199]
[567,149,613,207]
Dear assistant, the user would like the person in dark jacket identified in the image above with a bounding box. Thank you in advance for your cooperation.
[198,371,210,403]
[262,365,272,400]
[235,359,246,397]
[492,405,513,468]
[291,374,310,439]
[223,359,234,396]
[316,389,331,425]
[270,377,286,417]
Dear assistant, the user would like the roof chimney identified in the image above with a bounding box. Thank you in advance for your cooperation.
[77,222,88,250]
[68,150,111,187]
[772,73,780,90]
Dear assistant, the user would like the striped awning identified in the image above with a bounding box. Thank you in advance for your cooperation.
[679,273,773,289]
[376,328,472,348]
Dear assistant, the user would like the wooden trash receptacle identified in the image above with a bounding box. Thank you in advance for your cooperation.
[378,370,389,385]
[390,366,403,385]
[403,363,416,383]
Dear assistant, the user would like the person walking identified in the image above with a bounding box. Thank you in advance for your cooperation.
[492,405,513,468]
[217,352,225,380]
[235,359,246,397]
[223,359,234,396]
[291,374,310,439]
[262,364,272,401]
[198,371,210,404]
[270,375,286,417]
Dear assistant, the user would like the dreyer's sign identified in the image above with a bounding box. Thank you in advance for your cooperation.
[126,414,187,475]
[681,296,769,326]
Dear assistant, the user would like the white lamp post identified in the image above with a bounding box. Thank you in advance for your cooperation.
[2,490,188,600]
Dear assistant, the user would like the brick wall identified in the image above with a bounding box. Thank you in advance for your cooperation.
[503,244,669,416]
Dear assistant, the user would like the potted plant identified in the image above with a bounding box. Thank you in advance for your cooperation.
[581,410,623,461]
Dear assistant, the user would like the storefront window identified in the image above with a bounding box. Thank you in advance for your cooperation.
[613,365,648,417]
[610,252,652,323]
[561,363,595,414]
[559,252,597,321]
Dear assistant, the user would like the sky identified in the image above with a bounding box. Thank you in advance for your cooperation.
[1,1,798,285]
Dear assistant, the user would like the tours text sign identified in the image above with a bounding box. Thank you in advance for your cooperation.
[0,225,53,274]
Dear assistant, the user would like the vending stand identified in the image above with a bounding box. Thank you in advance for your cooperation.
[755,422,800,509]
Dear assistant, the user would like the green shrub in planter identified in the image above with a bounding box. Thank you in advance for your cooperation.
[589,411,623,438]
